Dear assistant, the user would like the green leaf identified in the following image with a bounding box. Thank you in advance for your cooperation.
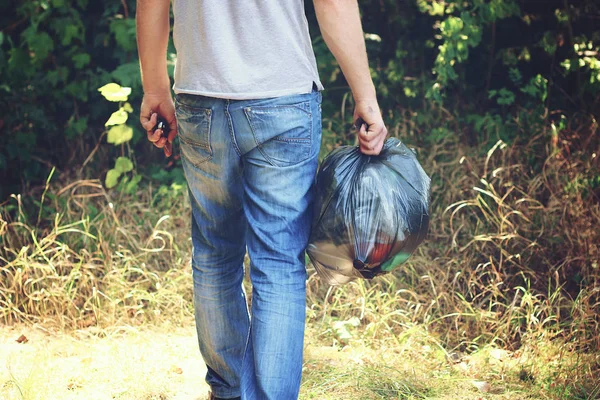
[114,157,133,173]
[107,124,133,145]
[111,62,141,88]
[66,80,88,101]
[496,88,515,105]
[105,169,121,189]
[123,102,134,113]
[508,67,522,85]
[66,116,88,138]
[52,19,80,46]
[124,174,143,194]
[151,169,170,182]
[46,66,67,87]
[8,48,33,77]
[105,108,129,126]
[29,32,54,60]
[72,53,90,69]
[98,83,131,102]
[24,30,54,61]
[109,19,137,52]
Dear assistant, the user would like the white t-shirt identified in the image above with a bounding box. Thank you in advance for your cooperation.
[172,0,324,99]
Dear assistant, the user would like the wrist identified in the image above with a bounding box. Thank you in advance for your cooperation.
[351,84,377,104]
[142,83,171,96]
[143,88,172,99]
[354,96,381,113]
[141,72,171,96]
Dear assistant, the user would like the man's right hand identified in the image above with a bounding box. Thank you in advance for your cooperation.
[140,92,178,157]
[136,0,174,157]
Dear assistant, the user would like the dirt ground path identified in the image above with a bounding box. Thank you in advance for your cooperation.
[1,324,209,400]
[1,324,543,400]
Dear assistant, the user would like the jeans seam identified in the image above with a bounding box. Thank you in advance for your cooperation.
[243,107,276,167]
[244,103,311,116]
[225,99,242,158]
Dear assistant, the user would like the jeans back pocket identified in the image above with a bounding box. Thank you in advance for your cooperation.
[175,101,213,167]
[244,102,312,167]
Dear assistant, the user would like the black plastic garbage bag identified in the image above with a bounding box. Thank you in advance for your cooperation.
[307,137,431,285]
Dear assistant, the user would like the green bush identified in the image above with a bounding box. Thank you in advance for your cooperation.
[1,0,598,199]
[0,0,144,200]
[309,0,600,146]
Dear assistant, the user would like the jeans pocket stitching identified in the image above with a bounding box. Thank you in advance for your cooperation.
[244,107,312,167]
[174,94,211,110]
[246,102,312,116]
[244,107,277,167]
[176,106,213,167]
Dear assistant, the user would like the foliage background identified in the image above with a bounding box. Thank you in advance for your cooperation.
[1,0,599,193]
[1,0,599,187]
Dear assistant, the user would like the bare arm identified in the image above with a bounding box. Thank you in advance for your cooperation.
[136,0,177,156]
[313,0,387,155]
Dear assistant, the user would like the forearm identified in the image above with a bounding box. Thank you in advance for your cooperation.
[136,0,171,94]
[313,0,376,101]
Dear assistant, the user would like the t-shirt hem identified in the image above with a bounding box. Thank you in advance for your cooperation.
[172,82,325,100]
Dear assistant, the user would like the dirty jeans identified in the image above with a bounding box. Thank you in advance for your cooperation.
[175,88,322,400]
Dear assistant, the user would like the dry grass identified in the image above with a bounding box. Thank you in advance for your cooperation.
[0,116,599,398]
[305,119,600,398]
[0,179,193,329]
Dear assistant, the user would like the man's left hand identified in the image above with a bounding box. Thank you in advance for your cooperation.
[353,99,388,155]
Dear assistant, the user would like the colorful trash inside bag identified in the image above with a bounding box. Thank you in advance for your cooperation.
[307,137,430,285]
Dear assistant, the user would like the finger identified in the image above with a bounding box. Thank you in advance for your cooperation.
[148,128,163,143]
[164,142,172,157]
[142,112,158,132]
[140,107,151,126]
[358,124,382,145]
[140,113,150,127]
[359,143,377,155]
[355,117,368,132]
[154,136,168,148]
[371,129,388,155]
[167,117,178,143]
[359,136,378,154]
[358,123,373,143]
[371,134,386,155]
[359,129,386,155]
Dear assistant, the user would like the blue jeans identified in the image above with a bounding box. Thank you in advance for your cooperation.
[175,88,322,400]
